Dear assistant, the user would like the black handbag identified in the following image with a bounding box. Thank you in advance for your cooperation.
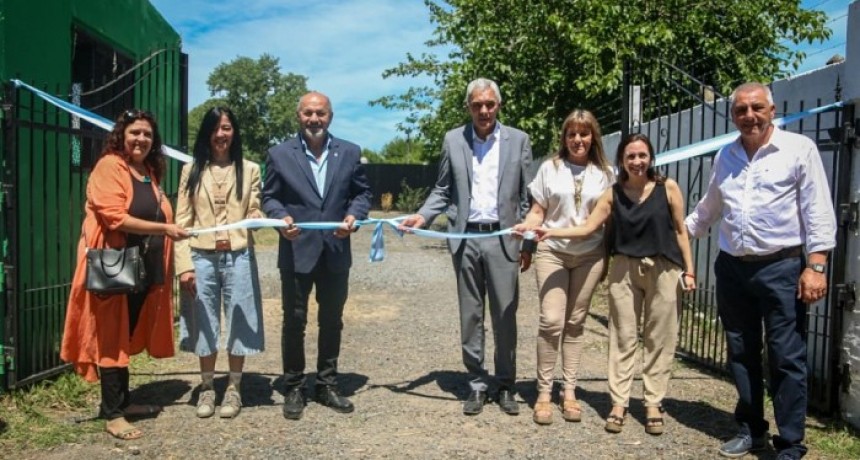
[83,184,162,295]
[85,245,147,294]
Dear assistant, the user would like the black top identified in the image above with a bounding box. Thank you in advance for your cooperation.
[126,177,166,285]
[610,182,684,269]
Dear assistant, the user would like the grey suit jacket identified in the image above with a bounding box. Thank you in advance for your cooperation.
[418,122,533,261]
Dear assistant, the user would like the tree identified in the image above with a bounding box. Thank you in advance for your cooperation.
[188,54,308,162]
[378,137,428,164]
[372,0,831,159]
[361,147,384,164]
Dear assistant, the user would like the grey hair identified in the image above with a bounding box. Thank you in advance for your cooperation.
[464,78,502,105]
[730,82,774,108]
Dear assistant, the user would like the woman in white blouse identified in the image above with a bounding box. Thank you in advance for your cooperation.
[514,109,614,425]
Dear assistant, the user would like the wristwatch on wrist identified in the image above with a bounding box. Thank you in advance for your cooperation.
[809,263,826,273]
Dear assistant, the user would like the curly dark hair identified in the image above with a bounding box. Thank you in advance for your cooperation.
[100,109,165,182]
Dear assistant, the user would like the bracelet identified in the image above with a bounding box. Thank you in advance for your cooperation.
[683,272,696,279]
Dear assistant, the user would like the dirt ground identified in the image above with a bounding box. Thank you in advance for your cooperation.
[18,222,803,459]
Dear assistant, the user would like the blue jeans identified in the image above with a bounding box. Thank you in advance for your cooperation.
[715,252,807,458]
[179,248,264,356]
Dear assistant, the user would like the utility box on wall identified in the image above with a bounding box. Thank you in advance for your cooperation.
[0,0,187,390]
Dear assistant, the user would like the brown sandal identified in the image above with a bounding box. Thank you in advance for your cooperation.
[644,406,665,435]
[561,399,582,422]
[604,408,627,433]
[533,401,553,425]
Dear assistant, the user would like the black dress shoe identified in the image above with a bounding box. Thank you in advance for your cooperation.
[463,390,487,415]
[283,386,306,420]
[497,389,519,415]
[315,385,354,413]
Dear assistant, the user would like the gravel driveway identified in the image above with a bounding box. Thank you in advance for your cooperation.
[22,218,794,459]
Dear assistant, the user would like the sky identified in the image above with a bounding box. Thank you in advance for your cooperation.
[148,0,852,152]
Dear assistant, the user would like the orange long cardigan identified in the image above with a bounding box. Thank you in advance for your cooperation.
[60,153,176,382]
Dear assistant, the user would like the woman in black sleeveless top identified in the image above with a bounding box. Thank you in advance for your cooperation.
[535,133,694,436]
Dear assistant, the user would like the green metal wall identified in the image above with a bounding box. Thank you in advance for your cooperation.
[0,0,184,388]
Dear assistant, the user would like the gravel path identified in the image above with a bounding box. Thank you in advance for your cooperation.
[22,217,795,459]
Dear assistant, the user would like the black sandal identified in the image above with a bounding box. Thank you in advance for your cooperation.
[604,407,627,433]
[644,406,665,435]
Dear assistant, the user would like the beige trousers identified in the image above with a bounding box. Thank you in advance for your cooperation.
[533,243,605,395]
[607,254,681,408]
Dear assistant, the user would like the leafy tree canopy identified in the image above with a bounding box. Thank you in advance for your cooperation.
[188,54,308,162]
[372,0,830,159]
[380,137,429,164]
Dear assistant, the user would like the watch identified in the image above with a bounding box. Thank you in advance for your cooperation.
[809,263,826,273]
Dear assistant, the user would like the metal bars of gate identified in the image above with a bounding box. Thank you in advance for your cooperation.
[796,97,852,414]
[1,82,96,387]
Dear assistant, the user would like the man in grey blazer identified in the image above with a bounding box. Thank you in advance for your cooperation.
[262,91,372,420]
[400,78,533,416]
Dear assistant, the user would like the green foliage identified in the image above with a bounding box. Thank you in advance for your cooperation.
[188,54,308,162]
[361,138,430,164]
[380,137,429,164]
[372,0,831,160]
[361,147,384,164]
[395,179,429,212]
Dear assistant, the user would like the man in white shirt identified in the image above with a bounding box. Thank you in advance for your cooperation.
[400,78,533,416]
[685,82,836,460]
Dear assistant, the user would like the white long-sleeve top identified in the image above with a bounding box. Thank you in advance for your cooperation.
[685,126,836,256]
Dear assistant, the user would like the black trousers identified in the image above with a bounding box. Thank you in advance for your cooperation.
[99,289,147,420]
[280,259,349,388]
[715,252,807,458]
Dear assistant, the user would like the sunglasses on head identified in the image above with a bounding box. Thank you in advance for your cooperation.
[122,109,152,122]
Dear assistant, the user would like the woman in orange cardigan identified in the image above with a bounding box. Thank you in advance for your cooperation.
[61,110,188,441]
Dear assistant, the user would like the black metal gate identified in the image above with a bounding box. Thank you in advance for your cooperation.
[620,57,854,415]
[0,42,187,390]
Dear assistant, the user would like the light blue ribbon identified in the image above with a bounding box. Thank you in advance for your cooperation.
[188,216,516,262]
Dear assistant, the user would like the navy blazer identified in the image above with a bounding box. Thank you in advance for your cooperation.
[262,134,372,274]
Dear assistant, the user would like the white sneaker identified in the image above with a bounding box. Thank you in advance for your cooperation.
[219,386,242,418]
[196,389,216,418]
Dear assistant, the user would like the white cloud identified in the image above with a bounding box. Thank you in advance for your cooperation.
[150,0,444,150]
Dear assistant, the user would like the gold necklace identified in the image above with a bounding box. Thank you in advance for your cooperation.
[572,164,589,213]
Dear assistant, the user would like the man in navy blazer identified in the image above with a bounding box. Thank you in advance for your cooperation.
[262,91,372,420]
